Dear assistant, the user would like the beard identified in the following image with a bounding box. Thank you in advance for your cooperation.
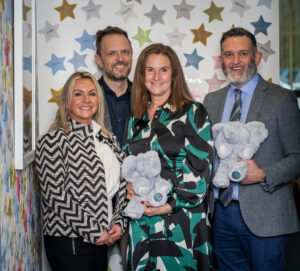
[102,61,131,82]
[222,57,257,86]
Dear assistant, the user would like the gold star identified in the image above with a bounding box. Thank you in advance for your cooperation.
[23,87,32,109]
[190,24,212,46]
[1,0,4,11]
[267,77,272,83]
[203,1,224,23]
[48,87,63,106]
[23,0,31,21]
[55,0,77,21]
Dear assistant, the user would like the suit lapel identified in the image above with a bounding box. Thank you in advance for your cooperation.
[246,75,268,122]
[211,86,229,124]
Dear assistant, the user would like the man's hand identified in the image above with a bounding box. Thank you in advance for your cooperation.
[239,159,266,185]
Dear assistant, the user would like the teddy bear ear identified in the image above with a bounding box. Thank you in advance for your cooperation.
[212,123,224,139]
[246,121,269,142]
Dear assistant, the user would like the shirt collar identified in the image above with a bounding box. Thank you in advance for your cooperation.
[229,73,259,97]
[100,76,131,98]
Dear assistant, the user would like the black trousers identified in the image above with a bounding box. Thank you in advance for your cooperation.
[44,235,108,271]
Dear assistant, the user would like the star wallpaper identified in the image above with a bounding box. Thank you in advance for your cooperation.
[1,0,41,270]
[3,1,279,269]
[36,0,279,137]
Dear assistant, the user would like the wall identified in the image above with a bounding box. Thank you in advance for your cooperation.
[36,0,279,136]
[0,0,42,270]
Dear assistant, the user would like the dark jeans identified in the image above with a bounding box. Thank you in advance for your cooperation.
[213,201,288,271]
[44,235,108,271]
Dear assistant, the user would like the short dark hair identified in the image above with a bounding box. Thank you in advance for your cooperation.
[220,27,257,53]
[95,26,132,56]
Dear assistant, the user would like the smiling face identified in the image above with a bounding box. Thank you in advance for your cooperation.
[69,79,99,124]
[95,34,132,82]
[221,35,262,88]
[144,54,172,103]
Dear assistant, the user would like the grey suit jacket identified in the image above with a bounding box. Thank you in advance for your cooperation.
[203,74,300,237]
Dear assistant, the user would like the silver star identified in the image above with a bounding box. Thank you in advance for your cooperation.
[38,20,59,42]
[173,0,195,20]
[81,0,102,20]
[257,40,275,62]
[115,1,137,23]
[230,0,251,18]
[165,26,187,48]
[144,4,166,26]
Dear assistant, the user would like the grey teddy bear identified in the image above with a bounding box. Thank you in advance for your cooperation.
[212,121,268,188]
[121,151,171,219]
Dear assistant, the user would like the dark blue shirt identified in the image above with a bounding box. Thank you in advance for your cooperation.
[98,76,131,147]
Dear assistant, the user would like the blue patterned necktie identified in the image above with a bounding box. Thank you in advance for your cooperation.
[219,89,242,207]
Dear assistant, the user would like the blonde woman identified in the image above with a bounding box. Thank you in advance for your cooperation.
[36,71,127,270]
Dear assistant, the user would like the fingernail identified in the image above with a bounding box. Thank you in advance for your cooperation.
[141,201,145,205]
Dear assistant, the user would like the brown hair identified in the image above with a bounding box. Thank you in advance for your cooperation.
[131,43,193,119]
[49,71,111,136]
[95,26,132,56]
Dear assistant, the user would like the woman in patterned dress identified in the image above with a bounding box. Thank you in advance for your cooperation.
[123,43,214,270]
[36,71,127,270]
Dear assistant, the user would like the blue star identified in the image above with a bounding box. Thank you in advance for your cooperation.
[184,48,204,70]
[257,0,272,9]
[75,29,95,51]
[23,56,32,73]
[45,54,66,75]
[68,51,88,71]
[251,15,272,36]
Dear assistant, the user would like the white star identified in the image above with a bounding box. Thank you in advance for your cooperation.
[115,1,137,23]
[165,26,187,48]
[230,0,251,18]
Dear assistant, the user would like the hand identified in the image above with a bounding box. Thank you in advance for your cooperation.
[108,224,122,245]
[126,183,137,200]
[143,203,172,217]
[95,230,109,245]
[239,159,266,185]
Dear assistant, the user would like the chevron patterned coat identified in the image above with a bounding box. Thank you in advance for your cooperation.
[36,120,128,244]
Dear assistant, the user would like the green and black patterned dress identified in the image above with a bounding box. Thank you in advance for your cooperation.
[123,101,214,271]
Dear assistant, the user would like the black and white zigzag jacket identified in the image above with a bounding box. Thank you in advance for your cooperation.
[36,119,128,244]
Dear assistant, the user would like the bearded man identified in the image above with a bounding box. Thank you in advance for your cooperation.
[95,26,133,146]
[203,27,300,271]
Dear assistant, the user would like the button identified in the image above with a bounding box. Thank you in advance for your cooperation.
[154,115,158,119]
[146,239,150,244]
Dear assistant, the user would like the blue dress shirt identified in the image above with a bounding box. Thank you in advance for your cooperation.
[214,73,259,200]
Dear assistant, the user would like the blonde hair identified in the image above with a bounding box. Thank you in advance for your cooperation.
[131,43,194,119]
[49,71,111,136]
